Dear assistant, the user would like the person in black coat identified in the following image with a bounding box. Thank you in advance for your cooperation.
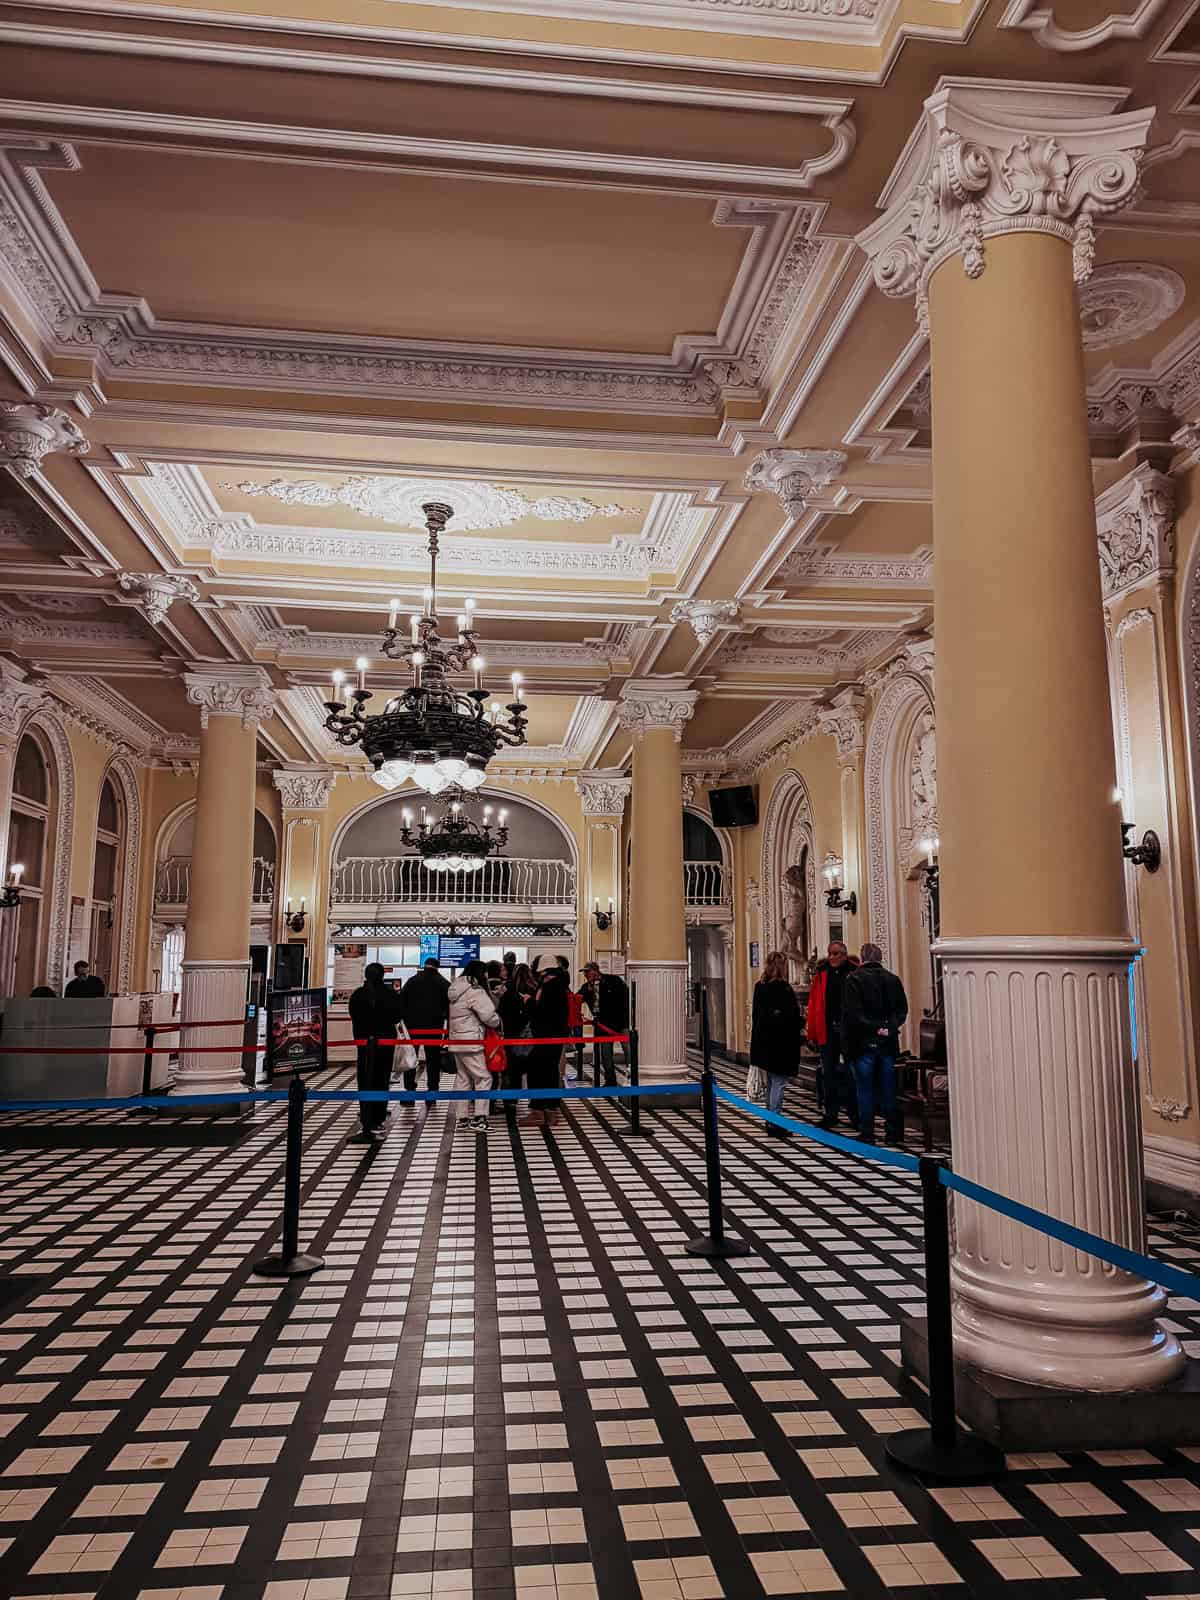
[400,957,450,1093]
[579,963,630,1087]
[842,942,909,1146]
[520,967,569,1129]
[349,963,402,1137]
[750,951,802,1138]
[64,961,105,998]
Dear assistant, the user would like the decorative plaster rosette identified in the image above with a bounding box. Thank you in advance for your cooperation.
[1078,263,1186,350]
[229,475,631,531]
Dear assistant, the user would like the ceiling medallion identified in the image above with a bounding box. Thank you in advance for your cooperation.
[323,502,528,794]
[400,791,509,874]
[229,474,631,531]
[1077,264,1186,351]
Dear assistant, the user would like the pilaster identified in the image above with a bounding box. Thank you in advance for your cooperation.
[576,771,630,964]
[272,766,336,982]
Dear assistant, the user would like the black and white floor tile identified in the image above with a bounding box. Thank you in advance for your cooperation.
[3,1069,1200,1598]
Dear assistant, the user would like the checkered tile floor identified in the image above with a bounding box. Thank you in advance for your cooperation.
[4,1068,1200,1598]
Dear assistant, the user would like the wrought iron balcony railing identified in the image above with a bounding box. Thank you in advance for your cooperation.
[155,854,276,908]
[332,854,577,908]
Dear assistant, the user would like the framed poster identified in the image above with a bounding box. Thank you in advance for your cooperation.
[749,940,761,970]
[332,943,367,1003]
[266,986,328,1077]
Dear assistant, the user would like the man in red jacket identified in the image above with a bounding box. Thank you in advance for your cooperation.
[806,941,859,1130]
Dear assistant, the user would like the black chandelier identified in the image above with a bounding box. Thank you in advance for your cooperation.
[323,501,529,794]
[401,792,509,873]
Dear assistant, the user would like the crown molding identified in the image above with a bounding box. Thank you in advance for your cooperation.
[774,543,934,588]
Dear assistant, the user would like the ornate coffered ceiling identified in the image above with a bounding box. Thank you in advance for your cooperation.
[0,1,1196,777]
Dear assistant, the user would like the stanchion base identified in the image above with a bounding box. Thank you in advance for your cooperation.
[253,1252,324,1278]
[685,1233,753,1259]
[885,1427,1006,1484]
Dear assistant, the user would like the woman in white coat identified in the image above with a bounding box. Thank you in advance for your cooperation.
[447,958,502,1132]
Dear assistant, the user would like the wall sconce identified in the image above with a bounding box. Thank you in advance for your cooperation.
[593,897,614,931]
[919,836,940,892]
[1122,822,1162,873]
[286,897,307,933]
[0,862,23,911]
[822,855,856,916]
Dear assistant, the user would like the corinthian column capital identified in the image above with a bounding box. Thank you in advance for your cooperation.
[273,765,336,811]
[618,680,699,741]
[576,771,632,817]
[184,666,276,730]
[1096,464,1174,602]
[0,659,45,739]
[818,689,866,764]
[857,79,1154,330]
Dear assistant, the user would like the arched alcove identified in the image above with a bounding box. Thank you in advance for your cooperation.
[9,712,75,993]
[759,769,820,983]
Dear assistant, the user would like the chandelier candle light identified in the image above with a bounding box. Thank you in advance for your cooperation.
[400,791,509,873]
[323,502,529,793]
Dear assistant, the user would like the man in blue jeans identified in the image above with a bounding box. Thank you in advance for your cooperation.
[842,943,908,1146]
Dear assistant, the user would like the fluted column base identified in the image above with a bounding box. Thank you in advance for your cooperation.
[626,959,689,1087]
[174,958,251,1098]
[942,936,1183,1392]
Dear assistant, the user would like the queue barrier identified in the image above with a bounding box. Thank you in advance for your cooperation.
[687,983,1200,1486]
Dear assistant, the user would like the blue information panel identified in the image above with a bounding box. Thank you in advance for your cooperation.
[419,931,440,966]
[438,934,480,969]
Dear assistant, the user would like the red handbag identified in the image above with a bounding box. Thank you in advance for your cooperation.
[484,1028,507,1075]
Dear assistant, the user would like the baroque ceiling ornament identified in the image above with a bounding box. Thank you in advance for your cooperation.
[117,572,201,627]
[0,402,88,478]
[1078,264,1186,350]
[670,598,741,645]
[743,448,846,518]
[227,475,632,531]
[856,83,1155,332]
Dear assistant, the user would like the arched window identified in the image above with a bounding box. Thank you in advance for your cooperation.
[9,731,50,996]
[89,775,124,991]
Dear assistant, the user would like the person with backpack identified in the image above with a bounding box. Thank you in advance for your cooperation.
[842,942,909,1146]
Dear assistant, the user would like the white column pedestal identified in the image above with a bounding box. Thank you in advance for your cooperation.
[626,959,689,1087]
[175,958,251,1098]
[942,936,1183,1392]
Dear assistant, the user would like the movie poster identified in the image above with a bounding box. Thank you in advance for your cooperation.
[266,986,328,1076]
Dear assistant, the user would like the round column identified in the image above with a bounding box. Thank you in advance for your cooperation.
[175,670,275,1098]
[859,82,1178,1390]
[619,683,697,1087]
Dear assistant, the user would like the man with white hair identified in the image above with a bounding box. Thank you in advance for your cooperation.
[842,943,908,1146]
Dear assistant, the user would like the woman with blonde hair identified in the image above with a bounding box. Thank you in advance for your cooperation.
[750,951,802,1137]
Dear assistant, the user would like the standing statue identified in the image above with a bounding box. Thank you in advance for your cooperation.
[781,862,809,964]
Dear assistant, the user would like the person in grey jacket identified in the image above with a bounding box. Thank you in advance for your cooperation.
[842,943,908,1146]
[447,959,501,1133]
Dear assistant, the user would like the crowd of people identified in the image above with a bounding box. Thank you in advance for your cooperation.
[348,952,629,1141]
[750,940,908,1146]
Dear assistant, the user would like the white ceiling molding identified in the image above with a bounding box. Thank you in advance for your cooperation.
[774,543,934,588]
[998,0,1168,52]
[720,625,897,673]
[1087,320,1200,433]
[140,463,715,583]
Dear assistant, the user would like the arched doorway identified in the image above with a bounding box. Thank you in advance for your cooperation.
[3,715,74,995]
[760,770,821,985]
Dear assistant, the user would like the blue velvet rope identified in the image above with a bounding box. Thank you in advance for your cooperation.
[0,1083,698,1113]
[714,1084,922,1173]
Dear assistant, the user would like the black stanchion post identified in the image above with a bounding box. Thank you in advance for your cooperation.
[253,1070,324,1278]
[612,981,648,1139]
[885,1157,1003,1482]
[141,1025,155,1098]
[686,986,751,1260]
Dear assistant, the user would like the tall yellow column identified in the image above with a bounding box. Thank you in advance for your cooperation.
[175,668,275,1096]
[576,772,630,965]
[619,682,697,1086]
[859,82,1176,1391]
